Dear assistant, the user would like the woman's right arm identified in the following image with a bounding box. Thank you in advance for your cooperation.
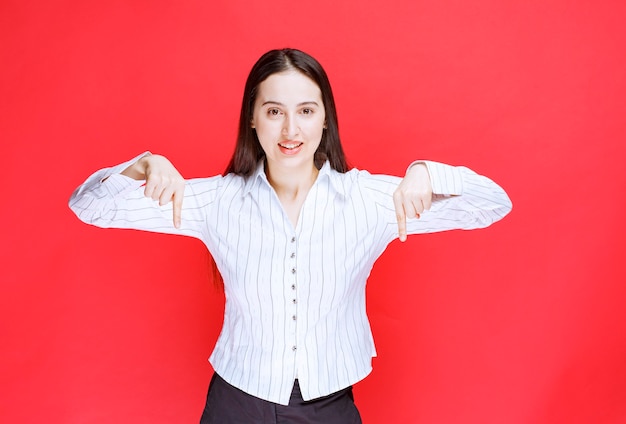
[69,152,219,240]
[120,153,186,228]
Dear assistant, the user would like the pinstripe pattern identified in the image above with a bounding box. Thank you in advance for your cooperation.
[69,153,512,405]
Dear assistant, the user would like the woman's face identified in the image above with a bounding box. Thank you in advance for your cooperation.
[251,70,326,173]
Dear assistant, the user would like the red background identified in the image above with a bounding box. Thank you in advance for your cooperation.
[2,1,626,423]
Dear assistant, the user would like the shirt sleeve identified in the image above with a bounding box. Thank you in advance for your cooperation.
[68,153,222,241]
[358,160,513,241]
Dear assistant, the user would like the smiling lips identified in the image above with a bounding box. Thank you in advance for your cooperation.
[278,141,304,155]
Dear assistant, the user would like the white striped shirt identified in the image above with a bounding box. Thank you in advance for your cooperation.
[69,153,512,405]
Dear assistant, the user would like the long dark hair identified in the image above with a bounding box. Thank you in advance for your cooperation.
[225,48,349,175]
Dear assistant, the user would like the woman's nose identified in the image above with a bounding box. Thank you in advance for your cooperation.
[282,115,299,138]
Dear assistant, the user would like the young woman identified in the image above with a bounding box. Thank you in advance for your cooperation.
[69,48,512,423]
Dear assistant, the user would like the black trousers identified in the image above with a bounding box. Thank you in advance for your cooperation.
[199,373,363,424]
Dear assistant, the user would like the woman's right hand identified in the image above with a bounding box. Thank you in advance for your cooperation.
[122,153,185,228]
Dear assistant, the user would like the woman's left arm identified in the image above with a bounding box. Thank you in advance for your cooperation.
[393,161,513,241]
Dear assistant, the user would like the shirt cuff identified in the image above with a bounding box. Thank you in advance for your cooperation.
[407,160,464,196]
[99,151,151,195]
[99,151,151,181]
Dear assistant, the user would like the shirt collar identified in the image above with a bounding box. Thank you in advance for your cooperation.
[242,160,347,198]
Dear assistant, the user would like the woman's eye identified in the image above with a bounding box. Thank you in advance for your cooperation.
[301,108,313,115]
[267,108,281,116]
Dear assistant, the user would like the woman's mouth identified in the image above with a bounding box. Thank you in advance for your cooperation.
[278,141,303,155]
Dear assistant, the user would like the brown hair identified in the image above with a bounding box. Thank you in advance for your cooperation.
[225,48,348,175]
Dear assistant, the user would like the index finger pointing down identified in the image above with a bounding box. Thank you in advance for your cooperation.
[173,191,183,229]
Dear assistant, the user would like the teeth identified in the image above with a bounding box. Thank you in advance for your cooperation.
[279,143,302,149]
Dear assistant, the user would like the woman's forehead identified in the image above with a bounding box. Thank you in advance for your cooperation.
[256,71,322,105]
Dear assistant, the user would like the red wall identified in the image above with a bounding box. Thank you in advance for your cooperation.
[2,1,626,423]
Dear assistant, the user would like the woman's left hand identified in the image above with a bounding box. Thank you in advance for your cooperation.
[393,163,433,242]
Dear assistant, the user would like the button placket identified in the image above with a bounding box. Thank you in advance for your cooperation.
[288,234,298,354]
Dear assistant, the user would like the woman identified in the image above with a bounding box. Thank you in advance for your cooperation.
[69,48,512,423]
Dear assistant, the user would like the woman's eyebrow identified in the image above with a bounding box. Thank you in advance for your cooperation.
[261,100,320,107]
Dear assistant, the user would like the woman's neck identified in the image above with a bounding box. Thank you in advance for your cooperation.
[265,162,319,201]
